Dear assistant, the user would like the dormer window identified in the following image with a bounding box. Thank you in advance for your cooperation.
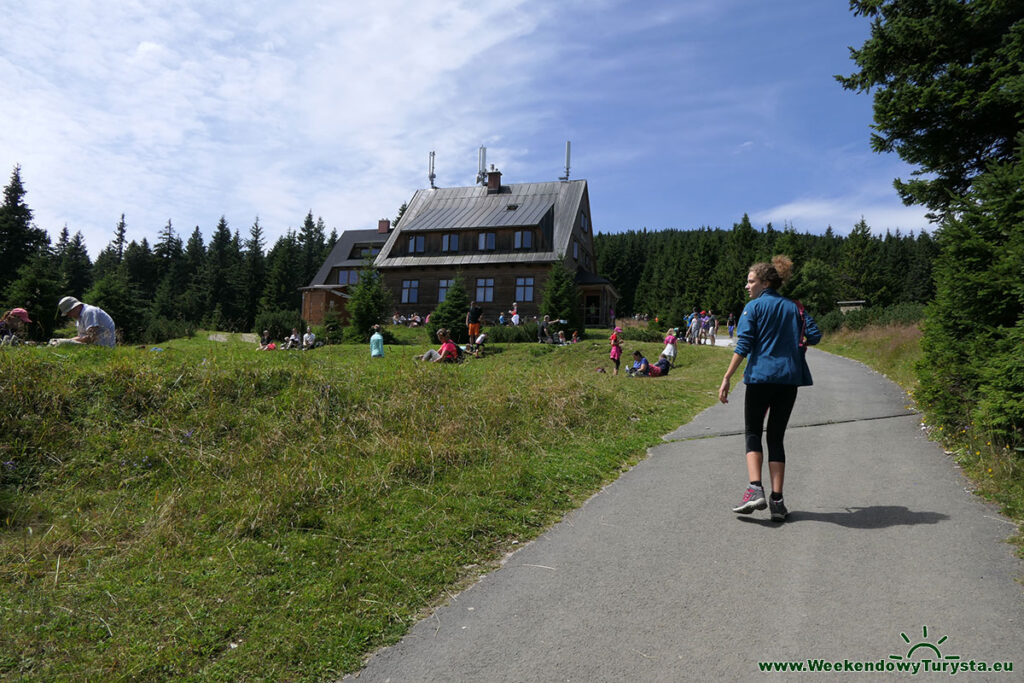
[514,230,533,250]
[407,235,425,254]
[478,232,495,251]
[441,233,459,252]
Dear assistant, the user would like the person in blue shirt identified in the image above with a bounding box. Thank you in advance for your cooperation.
[370,324,385,358]
[718,255,821,522]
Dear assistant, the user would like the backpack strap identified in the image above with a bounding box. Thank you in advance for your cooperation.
[792,298,807,350]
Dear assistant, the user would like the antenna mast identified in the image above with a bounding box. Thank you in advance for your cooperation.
[428,151,437,189]
[559,141,571,181]
[476,146,487,185]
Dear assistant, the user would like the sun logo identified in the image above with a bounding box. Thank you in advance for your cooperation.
[889,625,960,662]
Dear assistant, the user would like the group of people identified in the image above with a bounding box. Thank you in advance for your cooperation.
[1,297,118,348]
[496,302,521,326]
[681,309,719,345]
[392,312,427,327]
[259,327,316,351]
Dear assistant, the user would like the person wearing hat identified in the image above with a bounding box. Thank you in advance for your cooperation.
[55,296,116,347]
[0,307,32,345]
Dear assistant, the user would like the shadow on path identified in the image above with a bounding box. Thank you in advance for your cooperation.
[737,506,949,529]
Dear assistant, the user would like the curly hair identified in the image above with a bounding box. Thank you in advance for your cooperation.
[749,255,794,290]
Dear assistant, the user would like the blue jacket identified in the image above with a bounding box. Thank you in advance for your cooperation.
[734,288,821,386]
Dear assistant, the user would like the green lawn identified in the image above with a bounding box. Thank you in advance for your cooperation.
[1,331,729,680]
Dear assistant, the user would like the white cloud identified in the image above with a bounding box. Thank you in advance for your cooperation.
[752,187,933,236]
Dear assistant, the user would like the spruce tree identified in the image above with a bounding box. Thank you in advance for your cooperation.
[0,165,49,297]
[540,257,582,336]
[5,242,61,341]
[425,272,468,344]
[343,262,393,342]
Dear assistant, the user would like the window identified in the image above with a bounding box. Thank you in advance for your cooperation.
[514,230,533,249]
[478,232,495,250]
[573,240,579,260]
[407,235,425,254]
[515,276,534,302]
[442,233,459,252]
[438,279,452,302]
[476,278,494,303]
[581,212,589,233]
[401,279,419,303]
[349,244,381,259]
[336,269,360,285]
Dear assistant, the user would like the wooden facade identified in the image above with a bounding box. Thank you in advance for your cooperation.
[374,170,618,326]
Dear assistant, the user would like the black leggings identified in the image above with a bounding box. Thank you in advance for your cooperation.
[744,383,798,463]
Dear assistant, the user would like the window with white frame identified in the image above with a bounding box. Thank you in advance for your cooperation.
[401,279,419,303]
[478,232,495,250]
[515,276,534,302]
[438,279,452,302]
[476,277,494,302]
[514,230,533,249]
[441,233,459,252]
[407,235,425,254]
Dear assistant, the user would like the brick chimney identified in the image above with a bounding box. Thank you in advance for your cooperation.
[487,166,502,194]
[377,218,391,233]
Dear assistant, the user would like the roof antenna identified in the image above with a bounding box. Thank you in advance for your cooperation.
[476,146,487,185]
[428,151,437,189]
[559,141,571,181]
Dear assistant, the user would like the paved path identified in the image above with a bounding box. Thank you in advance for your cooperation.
[352,349,1022,681]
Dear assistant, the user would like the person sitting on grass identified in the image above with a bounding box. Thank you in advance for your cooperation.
[0,308,31,346]
[417,328,458,363]
[284,327,301,349]
[626,350,650,376]
[302,327,316,350]
[53,296,116,347]
[472,332,488,358]
[258,329,274,350]
[648,353,671,377]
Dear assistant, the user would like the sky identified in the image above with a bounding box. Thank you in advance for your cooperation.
[0,0,933,258]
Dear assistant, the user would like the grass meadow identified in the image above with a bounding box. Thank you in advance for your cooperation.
[1,329,728,680]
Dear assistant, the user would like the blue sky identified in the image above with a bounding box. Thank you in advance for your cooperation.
[0,0,931,258]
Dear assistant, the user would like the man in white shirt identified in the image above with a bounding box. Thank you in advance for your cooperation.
[302,328,316,350]
[56,296,116,347]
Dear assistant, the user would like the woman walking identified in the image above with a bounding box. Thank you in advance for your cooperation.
[718,256,821,522]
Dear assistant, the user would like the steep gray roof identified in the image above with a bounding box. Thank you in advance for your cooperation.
[375,179,587,269]
[309,228,388,286]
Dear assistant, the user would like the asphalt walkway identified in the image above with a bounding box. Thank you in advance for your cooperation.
[351,348,1023,681]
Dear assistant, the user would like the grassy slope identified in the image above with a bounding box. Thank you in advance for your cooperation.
[819,324,1023,553]
[1,332,728,680]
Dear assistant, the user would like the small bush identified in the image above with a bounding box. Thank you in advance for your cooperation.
[142,317,196,344]
[484,323,539,343]
[321,309,345,345]
[254,309,303,341]
[618,327,664,342]
[818,310,845,334]
[843,309,872,331]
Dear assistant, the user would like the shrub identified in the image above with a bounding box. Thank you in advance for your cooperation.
[484,323,539,344]
[618,326,664,342]
[254,309,302,342]
[818,310,845,334]
[321,309,345,345]
[843,308,871,331]
[142,317,196,344]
